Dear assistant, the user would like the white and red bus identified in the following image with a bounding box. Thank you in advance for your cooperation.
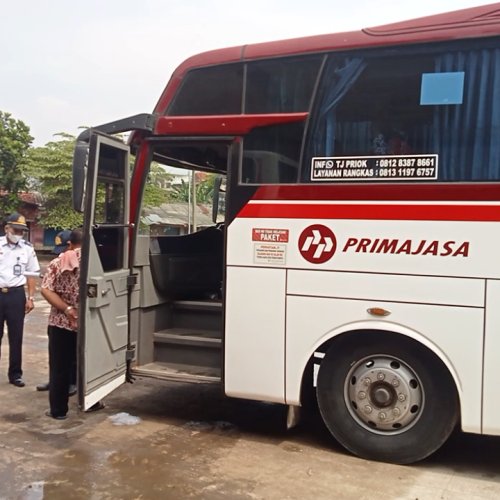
[72,3,500,464]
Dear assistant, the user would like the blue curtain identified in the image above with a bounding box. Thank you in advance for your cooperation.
[308,57,366,158]
[434,49,500,180]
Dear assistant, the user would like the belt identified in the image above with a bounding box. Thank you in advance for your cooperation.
[0,286,24,293]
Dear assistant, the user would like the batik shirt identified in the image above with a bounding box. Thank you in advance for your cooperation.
[41,248,81,331]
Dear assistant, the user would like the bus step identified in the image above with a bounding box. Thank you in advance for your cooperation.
[133,362,221,382]
[171,300,223,331]
[153,328,222,371]
[172,300,222,312]
[154,328,221,346]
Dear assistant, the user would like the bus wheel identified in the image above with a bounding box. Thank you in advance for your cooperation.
[316,334,458,464]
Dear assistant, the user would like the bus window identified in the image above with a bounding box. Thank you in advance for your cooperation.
[167,64,243,116]
[92,143,127,272]
[241,122,303,184]
[93,179,125,272]
[304,40,500,183]
[95,182,125,225]
[245,55,322,114]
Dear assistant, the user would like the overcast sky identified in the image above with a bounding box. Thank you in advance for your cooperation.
[0,0,491,146]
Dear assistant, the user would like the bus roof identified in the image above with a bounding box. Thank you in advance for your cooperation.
[155,3,500,114]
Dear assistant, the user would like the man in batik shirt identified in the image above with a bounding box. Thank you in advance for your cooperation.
[41,229,81,420]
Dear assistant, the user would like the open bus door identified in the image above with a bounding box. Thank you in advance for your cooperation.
[73,131,130,410]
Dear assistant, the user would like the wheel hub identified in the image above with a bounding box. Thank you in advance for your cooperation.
[370,382,396,408]
[345,355,424,434]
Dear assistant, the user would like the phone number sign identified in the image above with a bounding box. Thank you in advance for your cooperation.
[311,155,438,182]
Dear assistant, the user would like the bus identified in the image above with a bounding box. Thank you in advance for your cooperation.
[72,3,500,464]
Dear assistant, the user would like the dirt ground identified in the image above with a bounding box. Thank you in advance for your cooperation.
[2,264,500,499]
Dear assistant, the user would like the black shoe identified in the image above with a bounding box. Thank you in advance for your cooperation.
[68,384,77,396]
[10,378,25,387]
[45,410,67,420]
[36,382,49,391]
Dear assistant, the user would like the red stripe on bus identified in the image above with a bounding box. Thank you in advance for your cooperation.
[237,203,500,221]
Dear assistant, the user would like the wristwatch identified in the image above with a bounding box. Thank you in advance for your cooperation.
[28,296,35,301]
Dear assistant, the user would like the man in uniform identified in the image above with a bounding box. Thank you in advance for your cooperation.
[0,212,40,387]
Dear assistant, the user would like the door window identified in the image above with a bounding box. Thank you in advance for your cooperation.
[93,143,127,272]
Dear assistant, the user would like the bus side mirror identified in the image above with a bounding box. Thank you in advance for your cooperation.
[72,140,89,212]
[212,175,223,224]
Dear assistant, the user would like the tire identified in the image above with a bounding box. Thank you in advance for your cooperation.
[316,333,459,464]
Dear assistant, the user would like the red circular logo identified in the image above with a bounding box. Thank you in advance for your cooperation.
[298,225,337,264]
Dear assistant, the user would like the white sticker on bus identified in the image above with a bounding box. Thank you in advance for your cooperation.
[311,154,438,182]
[254,243,287,265]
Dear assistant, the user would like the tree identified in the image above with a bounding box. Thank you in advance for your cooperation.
[0,111,33,218]
[170,172,216,204]
[23,133,83,229]
[143,162,173,207]
[25,135,172,229]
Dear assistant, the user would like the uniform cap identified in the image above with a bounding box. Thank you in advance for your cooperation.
[53,230,72,255]
[6,212,28,230]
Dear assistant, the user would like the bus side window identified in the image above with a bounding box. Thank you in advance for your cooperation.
[241,122,303,184]
[304,42,500,182]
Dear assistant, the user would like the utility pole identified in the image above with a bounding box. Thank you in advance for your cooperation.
[191,169,197,232]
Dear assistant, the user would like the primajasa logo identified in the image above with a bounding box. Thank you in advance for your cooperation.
[298,226,470,264]
[298,225,337,263]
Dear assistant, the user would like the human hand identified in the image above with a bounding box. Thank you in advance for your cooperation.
[65,306,79,329]
[25,297,35,314]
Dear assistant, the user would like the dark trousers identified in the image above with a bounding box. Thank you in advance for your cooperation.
[46,326,76,385]
[48,325,77,417]
[0,287,26,381]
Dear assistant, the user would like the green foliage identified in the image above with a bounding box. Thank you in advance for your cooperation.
[22,133,83,230]
[197,174,216,203]
[143,162,173,207]
[170,173,216,204]
[0,111,33,218]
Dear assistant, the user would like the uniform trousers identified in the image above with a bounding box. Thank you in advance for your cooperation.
[48,325,77,418]
[0,287,26,381]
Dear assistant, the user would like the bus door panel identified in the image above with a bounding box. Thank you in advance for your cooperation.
[224,266,286,402]
[78,132,130,411]
[482,279,500,435]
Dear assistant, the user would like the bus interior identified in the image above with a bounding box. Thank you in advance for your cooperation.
[129,139,231,382]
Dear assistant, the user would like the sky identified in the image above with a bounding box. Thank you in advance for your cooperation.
[0,0,492,146]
